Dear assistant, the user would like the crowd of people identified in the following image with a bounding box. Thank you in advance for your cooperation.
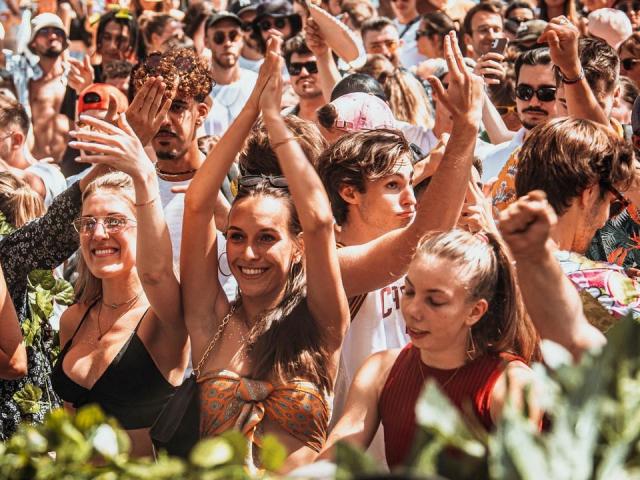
[0,0,637,473]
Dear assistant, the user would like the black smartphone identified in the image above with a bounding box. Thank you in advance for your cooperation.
[490,38,508,55]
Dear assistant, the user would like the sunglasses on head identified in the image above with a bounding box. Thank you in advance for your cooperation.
[622,58,640,71]
[212,30,241,45]
[616,1,640,13]
[144,52,194,76]
[238,175,289,189]
[287,61,318,76]
[515,84,557,102]
[258,17,287,31]
[605,183,631,217]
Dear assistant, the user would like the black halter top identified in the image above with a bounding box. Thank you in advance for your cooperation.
[51,302,176,429]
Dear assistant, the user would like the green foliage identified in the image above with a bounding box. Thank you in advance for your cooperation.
[0,406,282,479]
[334,314,640,480]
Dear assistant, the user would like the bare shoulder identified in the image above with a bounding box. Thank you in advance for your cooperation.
[59,302,92,345]
[354,348,403,390]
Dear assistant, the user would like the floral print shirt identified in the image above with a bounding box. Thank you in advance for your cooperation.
[0,182,81,440]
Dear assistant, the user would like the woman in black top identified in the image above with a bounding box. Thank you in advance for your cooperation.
[52,114,188,457]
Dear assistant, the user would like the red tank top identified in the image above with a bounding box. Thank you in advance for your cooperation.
[379,343,522,468]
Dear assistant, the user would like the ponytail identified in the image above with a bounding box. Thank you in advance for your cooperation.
[0,172,45,228]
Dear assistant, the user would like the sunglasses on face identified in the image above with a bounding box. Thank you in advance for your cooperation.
[258,17,287,31]
[616,1,640,13]
[515,84,557,102]
[287,61,318,76]
[238,175,289,189]
[622,58,640,70]
[72,215,136,235]
[496,105,518,115]
[212,30,242,45]
[369,39,399,53]
[605,184,631,217]
[241,21,253,32]
[38,27,65,38]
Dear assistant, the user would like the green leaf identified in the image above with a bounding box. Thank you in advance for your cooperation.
[334,440,380,480]
[34,287,53,319]
[74,405,107,432]
[0,211,15,235]
[28,270,56,291]
[51,279,75,305]
[13,384,42,415]
[190,437,234,469]
[259,435,287,472]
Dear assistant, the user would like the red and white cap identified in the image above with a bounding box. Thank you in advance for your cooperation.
[330,92,396,132]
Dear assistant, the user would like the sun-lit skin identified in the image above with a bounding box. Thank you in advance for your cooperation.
[99,21,131,63]
[79,193,137,280]
[363,25,401,64]
[225,195,302,303]
[401,255,488,368]
[465,11,503,58]
[206,19,244,69]
[341,159,416,238]
[516,64,558,132]
[31,28,65,58]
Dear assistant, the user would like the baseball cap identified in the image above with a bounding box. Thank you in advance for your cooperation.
[330,92,396,132]
[512,19,548,45]
[206,11,242,30]
[588,8,632,50]
[77,83,128,115]
[30,13,67,43]
[229,0,260,16]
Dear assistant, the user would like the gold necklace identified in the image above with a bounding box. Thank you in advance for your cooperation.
[418,356,462,390]
[96,295,141,340]
[102,291,142,310]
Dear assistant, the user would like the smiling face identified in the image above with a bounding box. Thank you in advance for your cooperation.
[402,254,487,356]
[226,194,301,300]
[79,192,137,280]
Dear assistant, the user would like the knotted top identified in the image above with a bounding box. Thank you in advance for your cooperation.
[198,369,329,452]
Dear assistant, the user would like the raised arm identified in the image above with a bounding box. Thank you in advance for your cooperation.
[260,53,349,355]
[305,17,342,103]
[538,17,609,127]
[498,190,606,359]
[70,114,183,330]
[0,264,26,380]
[339,32,485,297]
[180,41,275,334]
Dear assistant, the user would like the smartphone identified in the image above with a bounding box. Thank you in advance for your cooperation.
[490,38,508,55]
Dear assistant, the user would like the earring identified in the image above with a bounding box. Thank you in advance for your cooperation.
[218,251,232,277]
[466,329,477,360]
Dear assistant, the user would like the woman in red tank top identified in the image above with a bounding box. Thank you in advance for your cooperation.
[318,229,540,469]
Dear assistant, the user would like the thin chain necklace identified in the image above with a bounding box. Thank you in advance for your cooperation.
[418,355,463,390]
[102,291,142,309]
[96,294,142,340]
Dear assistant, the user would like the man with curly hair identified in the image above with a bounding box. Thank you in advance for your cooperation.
[130,48,235,297]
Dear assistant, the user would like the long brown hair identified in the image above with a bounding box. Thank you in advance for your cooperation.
[414,230,539,363]
[231,182,332,393]
[74,172,135,305]
[0,172,45,228]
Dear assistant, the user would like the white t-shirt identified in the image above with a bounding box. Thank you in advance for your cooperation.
[239,56,263,73]
[204,68,259,136]
[158,177,237,300]
[394,18,427,69]
[480,127,526,182]
[26,161,67,208]
[332,277,410,465]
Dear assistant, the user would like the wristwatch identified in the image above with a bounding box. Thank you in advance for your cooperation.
[559,68,585,85]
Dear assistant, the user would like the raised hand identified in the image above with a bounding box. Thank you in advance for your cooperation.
[498,190,557,261]
[67,56,94,94]
[304,17,329,57]
[427,32,484,126]
[459,178,497,234]
[473,52,506,86]
[538,16,581,80]
[69,113,155,182]
[246,36,283,112]
[125,77,174,146]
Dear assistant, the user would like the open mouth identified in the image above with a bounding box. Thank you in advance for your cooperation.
[92,247,119,257]
[406,326,430,339]
[238,266,268,278]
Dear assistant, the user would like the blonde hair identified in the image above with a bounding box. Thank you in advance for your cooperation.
[74,172,135,305]
[0,172,45,228]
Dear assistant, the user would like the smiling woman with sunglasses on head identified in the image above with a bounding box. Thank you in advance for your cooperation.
[181,37,349,471]
[53,113,189,457]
